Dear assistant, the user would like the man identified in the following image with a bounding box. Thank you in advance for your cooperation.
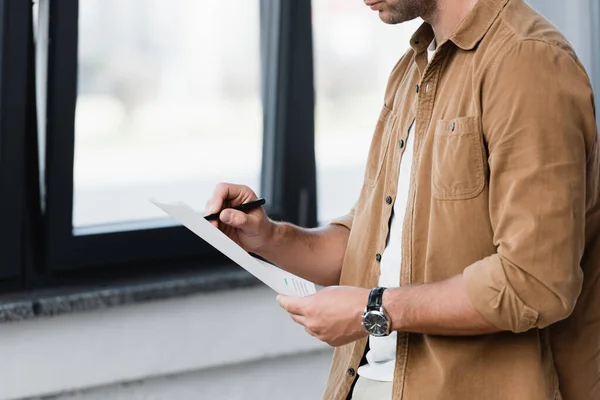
[205,0,600,398]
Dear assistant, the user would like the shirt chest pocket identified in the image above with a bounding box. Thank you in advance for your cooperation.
[432,116,486,200]
[364,105,395,188]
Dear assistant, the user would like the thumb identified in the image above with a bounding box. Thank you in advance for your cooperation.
[220,209,253,230]
[277,295,305,315]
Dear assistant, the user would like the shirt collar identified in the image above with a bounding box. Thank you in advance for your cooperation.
[410,0,510,53]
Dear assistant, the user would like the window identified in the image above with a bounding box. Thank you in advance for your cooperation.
[312,1,421,222]
[0,0,598,294]
[0,0,32,283]
[38,0,316,276]
[74,0,262,227]
[39,0,268,273]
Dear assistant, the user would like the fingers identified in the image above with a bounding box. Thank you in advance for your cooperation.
[219,209,265,238]
[277,295,306,316]
[279,296,323,341]
[286,303,316,338]
[204,183,258,228]
[219,209,251,228]
[205,183,257,215]
[305,327,317,338]
[290,313,307,326]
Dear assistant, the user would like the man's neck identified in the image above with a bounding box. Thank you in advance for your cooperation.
[424,0,480,44]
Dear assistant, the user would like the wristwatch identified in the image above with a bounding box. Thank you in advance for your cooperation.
[361,287,391,337]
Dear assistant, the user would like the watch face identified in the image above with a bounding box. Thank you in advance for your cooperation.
[363,311,389,337]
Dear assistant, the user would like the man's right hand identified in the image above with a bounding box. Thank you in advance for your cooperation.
[204,183,274,253]
[205,182,349,287]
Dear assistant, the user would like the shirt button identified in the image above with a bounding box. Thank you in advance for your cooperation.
[386,196,393,205]
[398,139,405,149]
[376,253,382,262]
[347,368,356,377]
[415,84,420,93]
[450,121,456,131]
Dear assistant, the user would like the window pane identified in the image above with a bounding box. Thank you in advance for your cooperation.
[75,0,262,227]
[313,2,421,222]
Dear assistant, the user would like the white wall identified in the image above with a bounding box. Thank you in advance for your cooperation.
[0,287,331,400]
[44,349,333,400]
[528,0,599,92]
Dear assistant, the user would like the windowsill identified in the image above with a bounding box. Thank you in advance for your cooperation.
[0,264,260,323]
[0,278,329,399]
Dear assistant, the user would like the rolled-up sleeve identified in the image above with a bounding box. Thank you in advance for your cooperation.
[462,39,596,333]
[329,207,355,231]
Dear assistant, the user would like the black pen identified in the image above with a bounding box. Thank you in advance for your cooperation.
[204,198,266,221]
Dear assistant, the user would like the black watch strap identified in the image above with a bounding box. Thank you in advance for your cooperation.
[367,287,386,310]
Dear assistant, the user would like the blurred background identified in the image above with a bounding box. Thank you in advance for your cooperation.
[71,0,419,226]
[0,0,597,399]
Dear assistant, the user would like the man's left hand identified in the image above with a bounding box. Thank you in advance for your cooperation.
[277,286,370,347]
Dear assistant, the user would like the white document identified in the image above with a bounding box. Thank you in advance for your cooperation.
[151,200,316,297]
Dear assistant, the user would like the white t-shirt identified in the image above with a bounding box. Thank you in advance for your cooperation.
[357,41,436,382]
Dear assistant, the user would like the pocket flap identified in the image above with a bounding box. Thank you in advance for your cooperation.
[432,116,486,200]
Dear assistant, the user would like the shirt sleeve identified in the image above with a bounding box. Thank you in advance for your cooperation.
[329,206,355,231]
[462,39,597,333]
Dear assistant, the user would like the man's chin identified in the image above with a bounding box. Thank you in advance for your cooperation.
[379,10,420,25]
[378,10,405,25]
